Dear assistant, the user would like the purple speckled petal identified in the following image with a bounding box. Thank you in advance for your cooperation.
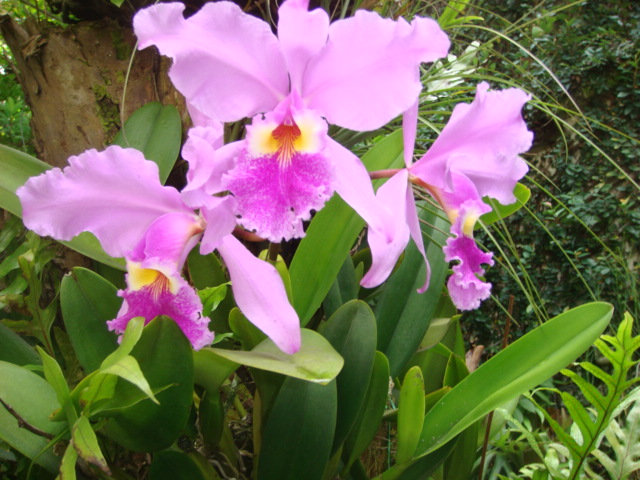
[17,146,192,258]
[134,2,288,122]
[217,235,301,354]
[223,147,334,241]
[411,82,532,205]
[108,271,213,350]
[442,198,494,311]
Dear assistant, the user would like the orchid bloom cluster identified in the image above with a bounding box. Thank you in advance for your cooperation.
[18,0,532,355]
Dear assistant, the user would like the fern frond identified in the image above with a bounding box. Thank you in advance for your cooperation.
[590,398,640,480]
[540,313,640,480]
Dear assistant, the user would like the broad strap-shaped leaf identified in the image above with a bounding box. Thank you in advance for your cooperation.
[416,302,613,458]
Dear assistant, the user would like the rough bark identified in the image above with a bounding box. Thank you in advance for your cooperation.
[0,15,188,168]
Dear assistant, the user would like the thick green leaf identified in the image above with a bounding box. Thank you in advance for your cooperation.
[290,130,404,325]
[257,378,337,480]
[0,361,64,473]
[149,451,213,480]
[375,208,449,378]
[113,102,182,184]
[205,329,343,384]
[479,183,531,228]
[396,367,425,464]
[416,302,613,457]
[72,415,110,474]
[0,321,40,366]
[60,267,120,373]
[60,443,78,480]
[322,254,359,319]
[321,300,377,453]
[199,390,224,447]
[343,352,391,473]
[102,316,194,452]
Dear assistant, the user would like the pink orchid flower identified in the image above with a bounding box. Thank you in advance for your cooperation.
[134,0,450,241]
[363,82,533,310]
[17,146,301,353]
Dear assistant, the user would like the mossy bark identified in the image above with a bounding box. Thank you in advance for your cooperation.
[0,15,188,168]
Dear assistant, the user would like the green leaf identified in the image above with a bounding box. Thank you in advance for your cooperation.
[59,443,78,480]
[101,355,159,404]
[71,415,110,474]
[37,347,78,426]
[100,316,145,369]
[60,268,120,373]
[101,316,194,452]
[199,390,224,447]
[0,321,40,366]
[0,361,64,473]
[205,329,343,384]
[322,254,359,320]
[320,300,377,453]
[257,378,337,480]
[375,207,449,378]
[343,352,391,473]
[149,450,217,480]
[290,130,404,325]
[415,302,613,458]
[478,183,531,228]
[396,366,425,464]
[113,102,182,184]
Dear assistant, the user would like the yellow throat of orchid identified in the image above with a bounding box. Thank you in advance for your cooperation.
[127,261,180,298]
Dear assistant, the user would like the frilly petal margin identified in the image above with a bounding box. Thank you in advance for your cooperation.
[17,146,191,258]
[442,200,494,311]
[134,2,289,122]
[108,274,214,350]
[410,82,532,205]
[303,11,450,131]
[216,235,301,354]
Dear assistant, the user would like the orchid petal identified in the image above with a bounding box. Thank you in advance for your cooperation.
[17,146,191,258]
[199,196,238,254]
[277,0,329,94]
[405,188,430,293]
[181,128,239,209]
[303,12,449,131]
[411,82,532,205]
[360,170,411,289]
[129,212,202,270]
[326,138,384,231]
[442,198,494,310]
[216,235,301,354]
[108,273,213,350]
[134,2,288,122]
[402,98,420,168]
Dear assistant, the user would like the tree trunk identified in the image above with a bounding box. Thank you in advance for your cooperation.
[0,15,188,168]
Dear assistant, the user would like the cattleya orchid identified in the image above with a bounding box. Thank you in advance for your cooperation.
[17,146,301,354]
[363,82,533,310]
[133,0,450,241]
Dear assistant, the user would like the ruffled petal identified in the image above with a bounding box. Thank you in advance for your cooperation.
[442,198,494,311]
[134,2,288,122]
[108,272,213,350]
[411,82,532,205]
[17,146,191,258]
[277,0,329,94]
[181,128,240,209]
[216,235,301,354]
[360,170,411,289]
[303,12,449,131]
